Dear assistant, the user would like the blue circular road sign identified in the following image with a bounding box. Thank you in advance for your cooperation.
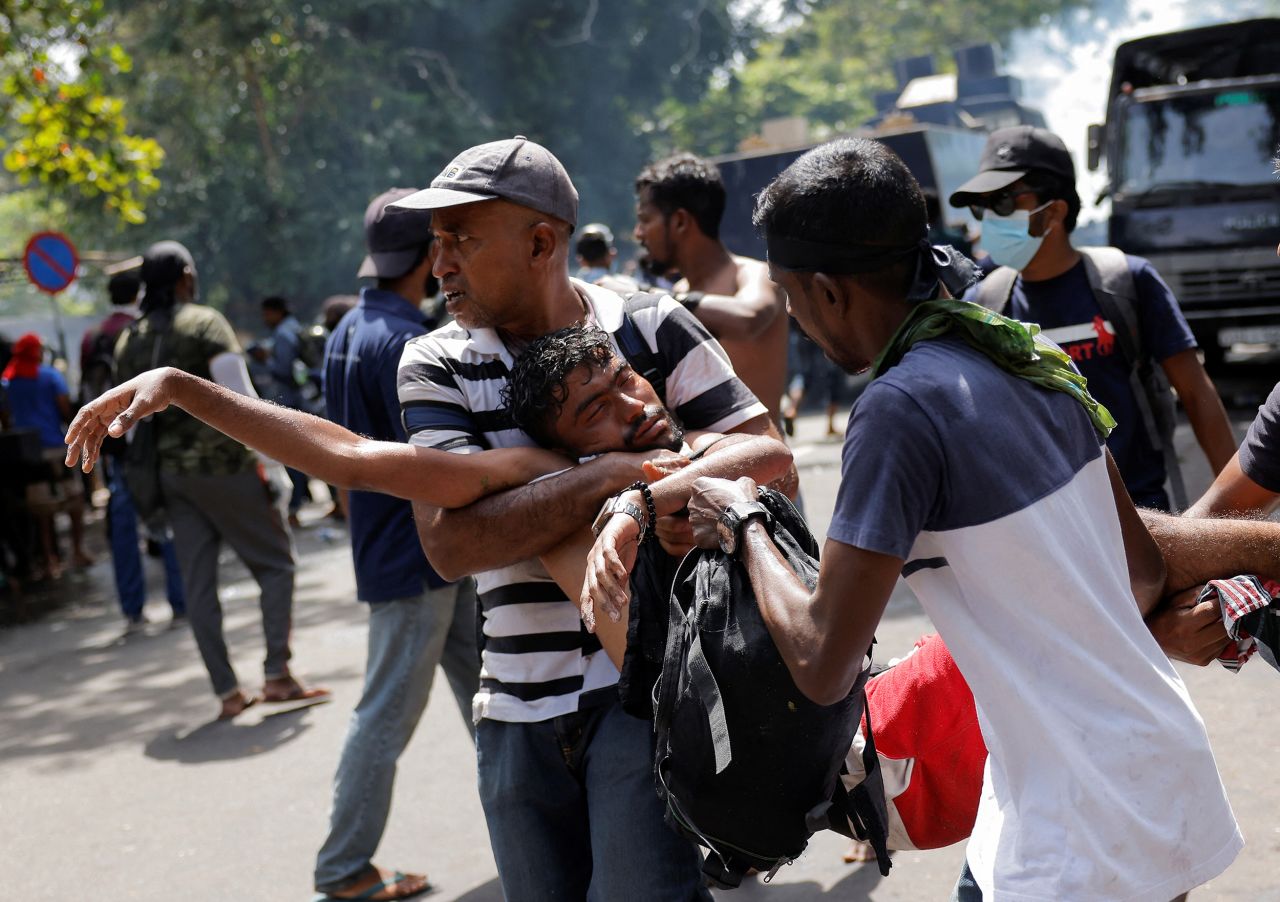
[23,231,79,294]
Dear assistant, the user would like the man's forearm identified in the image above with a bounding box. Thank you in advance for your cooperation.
[690,292,777,340]
[1143,508,1280,594]
[649,435,791,515]
[415,455,642,581]
[168,369,369,478]
[729,412,799,498]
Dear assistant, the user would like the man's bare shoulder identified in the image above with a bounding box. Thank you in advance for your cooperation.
[731,255,782,295]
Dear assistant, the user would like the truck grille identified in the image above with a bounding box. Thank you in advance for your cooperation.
[1170,265,1280,306]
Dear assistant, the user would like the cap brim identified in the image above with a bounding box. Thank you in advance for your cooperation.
[948,169,1026,208]
[356,248,424,280]
[388,186,498,212]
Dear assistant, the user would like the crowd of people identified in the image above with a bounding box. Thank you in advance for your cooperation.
[9,123,1280,901]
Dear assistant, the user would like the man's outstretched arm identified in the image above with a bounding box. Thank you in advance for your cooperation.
[65,367,569,509]
[1185,452,1280,519]
[1142,509,1280,596]
[1140,509,1280,664]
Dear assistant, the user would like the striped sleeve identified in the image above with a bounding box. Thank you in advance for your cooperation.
[397,332,489,452]
[629,295,766,433]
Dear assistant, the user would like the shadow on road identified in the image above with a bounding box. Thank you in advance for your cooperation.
[144,703,318,764]
[451,878,503,902]
[711,860,884,899]
[0,544,363,768]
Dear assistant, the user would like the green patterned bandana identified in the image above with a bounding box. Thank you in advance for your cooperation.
[871,299,1116,438]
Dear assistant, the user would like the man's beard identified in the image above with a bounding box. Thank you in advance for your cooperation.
[625,404,685,451]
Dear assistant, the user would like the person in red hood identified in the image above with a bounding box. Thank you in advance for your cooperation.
[1,332,93,578]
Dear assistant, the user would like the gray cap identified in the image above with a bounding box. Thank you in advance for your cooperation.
[389,136,578,227]
[358,188,432,279]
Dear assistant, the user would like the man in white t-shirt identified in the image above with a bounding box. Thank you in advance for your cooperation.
[684,137,1240,901]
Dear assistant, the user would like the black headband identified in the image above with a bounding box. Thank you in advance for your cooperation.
[765,231,923,275]
[766,229,981,301]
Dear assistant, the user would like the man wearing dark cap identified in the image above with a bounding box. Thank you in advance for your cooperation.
[393,136,776,900]
[951,125,1234,511]
[312,190,476,902]
[114,240,328,720]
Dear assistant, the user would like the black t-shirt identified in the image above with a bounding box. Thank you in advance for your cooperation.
[1240,381,1280,492]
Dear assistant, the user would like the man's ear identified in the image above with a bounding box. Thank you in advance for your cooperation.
[669,208,691,238]
[529,222,560,264]
[811,272,851,315]
[1035,199,1068,237]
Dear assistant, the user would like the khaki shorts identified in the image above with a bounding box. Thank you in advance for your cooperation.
[26,448,84,513]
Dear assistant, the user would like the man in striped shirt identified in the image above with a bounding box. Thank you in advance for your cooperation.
[390,137,779,900]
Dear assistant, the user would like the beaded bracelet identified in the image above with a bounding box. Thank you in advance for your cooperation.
[629,480,657,543]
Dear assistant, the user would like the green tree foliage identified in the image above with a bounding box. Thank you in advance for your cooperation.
[662,0,1097,155]
[0,0,163,223]
[97,0,751,321]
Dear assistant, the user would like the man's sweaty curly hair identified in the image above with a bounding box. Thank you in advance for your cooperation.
[503,324,616,449]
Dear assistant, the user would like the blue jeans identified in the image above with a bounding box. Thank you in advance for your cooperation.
[477,697,710,902]
[951,860,982,902]
[286,466,313,514]
[313,581,479,893]
[106,460,184,620]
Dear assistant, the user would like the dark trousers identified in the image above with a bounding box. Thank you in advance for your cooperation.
[162,469,296,697]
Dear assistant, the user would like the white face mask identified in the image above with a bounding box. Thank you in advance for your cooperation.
[981,201,1054,271]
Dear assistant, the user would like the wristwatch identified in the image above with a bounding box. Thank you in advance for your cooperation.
[592,493,647,537]
[716,500,772,556]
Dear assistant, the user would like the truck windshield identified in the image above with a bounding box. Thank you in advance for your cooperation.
[1117,86,1280,194]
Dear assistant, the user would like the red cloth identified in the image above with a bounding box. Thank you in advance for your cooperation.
[1209,575,1280,671]
[863,633,987,850]
[2,333,42,381]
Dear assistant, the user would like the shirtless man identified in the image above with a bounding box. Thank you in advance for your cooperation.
[634,153,790,423]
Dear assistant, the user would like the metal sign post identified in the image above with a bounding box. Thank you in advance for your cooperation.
[22,231,79,364]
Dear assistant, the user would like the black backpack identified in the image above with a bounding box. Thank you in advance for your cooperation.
[120,313,170,526]
[80,327,119,404]
[652,488,891,888]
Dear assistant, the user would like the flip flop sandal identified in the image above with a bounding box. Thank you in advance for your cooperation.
[216,695,258,721]
[313,870,435,901]
[260,683,332,704]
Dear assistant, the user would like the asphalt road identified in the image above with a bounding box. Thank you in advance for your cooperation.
[2,404,1279,901]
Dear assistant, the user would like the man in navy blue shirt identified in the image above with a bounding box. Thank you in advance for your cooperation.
[313,189,477,902]
[951,126,1235,510]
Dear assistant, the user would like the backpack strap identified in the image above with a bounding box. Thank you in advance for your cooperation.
[806,671,892,877]
[1078,247,1187,509]
[686,629,733,774]
[845,700,893,875]
[972,266,1018,315]
[615,291,667,404]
